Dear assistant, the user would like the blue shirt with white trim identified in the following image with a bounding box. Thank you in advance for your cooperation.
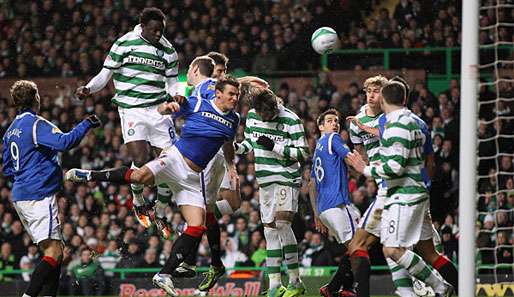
[192,78,217,101]
[2,110,92,201]
[311,132,352,214]
[174,96,239,169]
[378,113,433,188]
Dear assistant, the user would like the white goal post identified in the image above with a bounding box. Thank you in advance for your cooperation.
[459,1,479,297]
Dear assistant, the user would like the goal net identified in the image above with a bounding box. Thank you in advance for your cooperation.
[476,0,514,290]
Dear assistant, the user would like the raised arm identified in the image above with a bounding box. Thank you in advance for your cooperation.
[364,124,412,179]
[35,116,101,152]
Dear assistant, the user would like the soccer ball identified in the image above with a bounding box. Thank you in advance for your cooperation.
[311,27,338,55]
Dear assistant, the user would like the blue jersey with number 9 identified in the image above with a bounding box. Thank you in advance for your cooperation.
[311,132,352,214]
[2,110,92,201]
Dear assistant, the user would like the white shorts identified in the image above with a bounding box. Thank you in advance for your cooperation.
[319,205,360,244]
[380,197,433,248]
[13,195,62,244]
[359,188,386,237]
[146,146,205,208]
[118,104,176,149]
[201,150,233,206]
[259,184,299,224]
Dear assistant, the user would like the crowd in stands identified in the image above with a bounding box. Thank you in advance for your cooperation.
[0,0,513,294]
[0,0,479,77]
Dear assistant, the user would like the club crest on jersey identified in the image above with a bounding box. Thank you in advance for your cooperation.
[51,127,62,134]
[156,49,164,58]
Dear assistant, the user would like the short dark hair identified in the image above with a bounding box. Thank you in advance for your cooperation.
[253,89,278,116]
[207,51,229,67]
[191,56,215,77]
[381,81,406,105]
[317,108,340,126]
[215,75,240,93]
[140,7,165,25]
[390,76,410,100]
[10,80,38,111]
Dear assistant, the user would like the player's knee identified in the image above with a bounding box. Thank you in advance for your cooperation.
[348,233,367,253]
[417,239,439,263]
[383,246,403,261]
[42,240,63,262]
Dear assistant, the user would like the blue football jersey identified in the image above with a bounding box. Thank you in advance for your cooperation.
[378,112,433,187]
[2,110,92,201]
[192,78,217,101]
[311,132,352,214]
[174,96,239,169]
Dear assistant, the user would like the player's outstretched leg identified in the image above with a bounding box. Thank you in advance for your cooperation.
[196,212,225,292]
[22,240,62,297]
[40,262,62,297]
[348,229,373,297]
[320,254,355,297]
[130,163,152,228]
[153,184,172,240]
[387,248,453,297]
[276,220,305,297]
[386,258,417,297]
[416,236,459,293]
[155,224,206,296]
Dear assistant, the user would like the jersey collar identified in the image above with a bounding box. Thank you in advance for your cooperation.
[17,109,36,119]
[211,99,230,115]
[195,77,213,90]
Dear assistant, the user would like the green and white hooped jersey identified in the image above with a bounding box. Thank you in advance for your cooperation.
[236,105,309,188]
[104,28,178,108]
[368,108,429,207]
[349,104,381,163]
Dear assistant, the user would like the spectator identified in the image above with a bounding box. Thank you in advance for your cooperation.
[70,248,105,296]
[19,244,41,282]
[301,232,335,267]
[0,242,16,282]
[139,248,160,277]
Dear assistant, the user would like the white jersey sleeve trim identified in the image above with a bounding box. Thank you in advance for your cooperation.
[32,119,40,147]
[193,97,202,112]
[328,133,335,155]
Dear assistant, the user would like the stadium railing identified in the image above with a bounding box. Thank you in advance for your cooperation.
[321,46,514,80]
[0,266,391,280]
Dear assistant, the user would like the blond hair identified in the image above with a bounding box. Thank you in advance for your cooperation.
[363,75,388,89]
